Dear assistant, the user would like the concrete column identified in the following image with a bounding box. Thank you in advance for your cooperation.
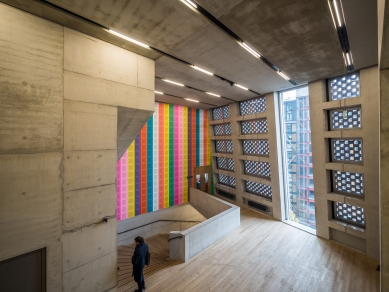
[61,28,154,292]
[0,4,64,290]
[309,66,379,260]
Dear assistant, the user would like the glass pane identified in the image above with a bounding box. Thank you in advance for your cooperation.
[213,123,232,136]
[241,119,268,134]
[280,86,315,229]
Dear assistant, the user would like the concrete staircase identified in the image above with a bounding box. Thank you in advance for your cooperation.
[117,234,181,291]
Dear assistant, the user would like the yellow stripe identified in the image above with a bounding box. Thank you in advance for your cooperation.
[128,142,135,218]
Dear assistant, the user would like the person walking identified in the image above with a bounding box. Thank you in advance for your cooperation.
[132,236,149,292]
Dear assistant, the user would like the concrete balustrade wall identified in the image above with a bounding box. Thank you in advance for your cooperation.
[0,3,154,291]
[170,188,240,262]
[117,204,206,246]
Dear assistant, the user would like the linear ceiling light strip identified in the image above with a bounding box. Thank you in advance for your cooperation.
[156,76,236,102]
[328,0,354,71]
[157,92,217,107]
[179,0,298,86]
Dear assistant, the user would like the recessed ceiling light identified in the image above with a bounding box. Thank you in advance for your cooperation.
[185,98,199,102]
[240,42,261,58]
[154,91,164,94]
[163,79,184,87]
[192,65,213,75]
[277,71,290,81]
[345,52,352,66]
[180,0,197,8]
[234,83,248,90]
[108,29,149,48]
[333,0,343,27]
[206,92,221,97]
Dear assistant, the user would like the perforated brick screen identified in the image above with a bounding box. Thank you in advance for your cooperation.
[218,174,236,188]
[245,180,272,199]
[335,202,365,226]
[241,119,268,134]
[330,74,360,100]
[216,157,234,171]
[242,140,269,156]
[334,170,364,195]
[244,160,271,177]
[333,139,362,162]
[215,140,233,153]
[213,123,232,136]
[331,108,361,129]
[240,97,266,116]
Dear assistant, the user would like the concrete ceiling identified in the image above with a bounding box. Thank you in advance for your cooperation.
[4,0,378,109]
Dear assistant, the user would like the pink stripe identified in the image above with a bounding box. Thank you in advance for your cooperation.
[117,150,128,220]
[179,106,183,204]
[174,106,179,204]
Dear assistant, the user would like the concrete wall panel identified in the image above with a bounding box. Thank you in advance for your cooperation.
[63,150,116,192]
[64,71,154,111]
[63,184,116,230]
[62,219,117,273]
[0,153,62,222]
[0,3,63,154]
[137,55,155,91]
[64,100,117,151]
[63,251,117,292]
[64,28,138,87]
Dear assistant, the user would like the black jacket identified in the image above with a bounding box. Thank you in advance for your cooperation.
[132,243,149,283]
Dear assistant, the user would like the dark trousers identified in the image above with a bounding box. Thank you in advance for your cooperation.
[136,279,145,291]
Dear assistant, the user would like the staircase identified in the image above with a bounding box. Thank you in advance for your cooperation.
[117,234,181,291]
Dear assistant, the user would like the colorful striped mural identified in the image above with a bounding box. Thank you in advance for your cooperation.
[117,102,211,220]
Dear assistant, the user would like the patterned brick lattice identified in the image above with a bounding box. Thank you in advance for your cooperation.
[244,160,271,177]
[216,157,234,171]
[241,119,268,134]
[330,74,360,100]
[213,123,232,136]
[335,202,365,226]
[218,174,236,188]
[334,171,364,195]
[331,108,361,129]
[333,139,362,162]
[240,97,266,116]
[215,140,233,153]
[245,181,272,199]
[242,140,269,156]
[213,105,230,120]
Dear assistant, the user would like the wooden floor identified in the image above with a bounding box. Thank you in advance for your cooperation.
[117,234,181,292]
[118,208,379,292]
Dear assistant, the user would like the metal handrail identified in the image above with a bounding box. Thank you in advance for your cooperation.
[167,235,183,241]
[118,220,202,235]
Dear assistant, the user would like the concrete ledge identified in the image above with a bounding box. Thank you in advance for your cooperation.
[170,188,240,262]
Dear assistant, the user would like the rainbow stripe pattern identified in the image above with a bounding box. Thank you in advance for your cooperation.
[117,102,211,220]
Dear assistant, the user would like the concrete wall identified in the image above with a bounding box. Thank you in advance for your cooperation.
[117,203,206,246]
[170,188,240,262]
[0,3,154,291]
[380,2,389,288]
[309,66,379,260]
[209,95,281,220]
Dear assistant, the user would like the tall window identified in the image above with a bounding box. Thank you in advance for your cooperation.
[279,87,315,230]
